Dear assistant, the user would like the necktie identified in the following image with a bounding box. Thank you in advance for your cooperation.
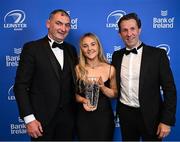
[124,43,143,55]
[52,42,64,50]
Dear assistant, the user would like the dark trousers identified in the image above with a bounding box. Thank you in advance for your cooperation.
[31,105,75,141]
[118,102,161,141]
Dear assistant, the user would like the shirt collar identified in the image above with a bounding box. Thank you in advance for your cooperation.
[48,35,63,47]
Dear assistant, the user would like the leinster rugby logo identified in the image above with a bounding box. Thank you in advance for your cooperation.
[4,9,27,31]
[156,44,170,59]
[106,10,126,30]
[8,85,16,101]
[156,44,170,54]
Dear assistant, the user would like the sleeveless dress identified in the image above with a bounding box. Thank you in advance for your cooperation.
[76,79,115,141]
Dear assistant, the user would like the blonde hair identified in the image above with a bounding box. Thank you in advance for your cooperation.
[76,33,107,80]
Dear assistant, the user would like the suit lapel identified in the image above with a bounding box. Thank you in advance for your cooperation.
[43,36,62,80]
[139,46,151,94]
[63,44,77,85]
[115,49,125,96]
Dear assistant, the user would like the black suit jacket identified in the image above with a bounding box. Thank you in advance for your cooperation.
[112,43,176,134]
[14,36,78,127]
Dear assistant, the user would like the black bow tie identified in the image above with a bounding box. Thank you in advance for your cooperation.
[125,48,137,55]
[52,42,64,50]
[124,43,143,55]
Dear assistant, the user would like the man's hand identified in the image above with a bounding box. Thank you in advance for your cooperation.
[156,122,171,139]
[26,120,43,138]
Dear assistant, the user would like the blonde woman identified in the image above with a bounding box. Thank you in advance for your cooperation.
[75,33,117,140]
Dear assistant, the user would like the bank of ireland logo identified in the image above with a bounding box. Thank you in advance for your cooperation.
[4,9,27,31]
[106,10,126,30]
[153,10,174,29]
[66,10,78,30]
[114,45,121,51]
[14,48,22,54]
[156,44,170,59]
[161,10,168,17]
[10,117,27,135]
[6,48,21,67]
[114,111,120,127]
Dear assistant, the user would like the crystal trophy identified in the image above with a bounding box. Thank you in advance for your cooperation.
[84,77,100,110]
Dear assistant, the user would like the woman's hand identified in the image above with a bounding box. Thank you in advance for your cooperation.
[98,76,104,88]
[83,99,97,111]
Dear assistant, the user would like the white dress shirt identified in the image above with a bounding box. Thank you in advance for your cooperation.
[120,45,143,107]
[49,38,64,69]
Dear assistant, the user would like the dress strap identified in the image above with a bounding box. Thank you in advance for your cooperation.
[108,64,112,79]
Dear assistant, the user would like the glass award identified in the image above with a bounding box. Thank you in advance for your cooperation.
[84,77,100,110]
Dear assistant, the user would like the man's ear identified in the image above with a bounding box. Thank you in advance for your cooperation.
[138,28,142,35]
[46,20,50,29]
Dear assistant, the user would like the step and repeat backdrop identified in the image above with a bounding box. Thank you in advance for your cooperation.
[0,0,179,141]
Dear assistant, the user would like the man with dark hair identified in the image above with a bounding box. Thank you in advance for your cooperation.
[14,9,78,141]
[112,12,177,141]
